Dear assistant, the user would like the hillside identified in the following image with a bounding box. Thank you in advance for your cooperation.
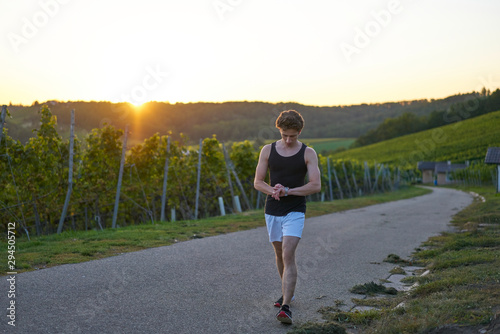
[4,93,477,144]
[352,89,500,148]
[331,110,500,167]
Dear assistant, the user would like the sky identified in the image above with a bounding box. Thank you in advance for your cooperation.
[1,0,499,107]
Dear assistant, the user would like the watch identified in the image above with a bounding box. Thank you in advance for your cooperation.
[284,187,289,196]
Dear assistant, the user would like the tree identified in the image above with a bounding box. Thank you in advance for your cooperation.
[21,105,65,233]
[75,124,123,229]
[230,140,257,198]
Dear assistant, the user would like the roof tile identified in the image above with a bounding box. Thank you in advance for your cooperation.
[485,147,500,164]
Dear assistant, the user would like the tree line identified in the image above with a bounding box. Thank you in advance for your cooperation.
[7,92,478,145]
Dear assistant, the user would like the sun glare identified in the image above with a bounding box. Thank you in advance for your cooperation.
[113,99,144,109]
[128,101,144,108]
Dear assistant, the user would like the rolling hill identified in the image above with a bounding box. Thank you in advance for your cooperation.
[330,110,500,167]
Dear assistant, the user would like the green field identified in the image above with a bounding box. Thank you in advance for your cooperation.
[330,110,500,167]
[302,138,355,154]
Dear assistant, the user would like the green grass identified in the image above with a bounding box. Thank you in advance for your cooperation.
[0,186,429,275]
[389,266,407,275]
[350,282,398,296]
[287,321,346,334]
[301,138,355,154]
[318,307,383,326]
[331,110,500,166]
[299,185,500,333]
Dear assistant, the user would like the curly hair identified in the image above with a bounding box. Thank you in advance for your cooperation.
[275,110,304,132]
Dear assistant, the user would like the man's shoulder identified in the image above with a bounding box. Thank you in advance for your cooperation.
[261,143,273,152]
[304,146,318,163]
[304,146,317,155]
[258,143,272,159]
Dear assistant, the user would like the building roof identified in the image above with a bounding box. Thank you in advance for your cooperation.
[435,162,467,173]
[417,161,439,170]
[485,147,500,164]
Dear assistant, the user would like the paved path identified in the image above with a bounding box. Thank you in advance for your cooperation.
[1,187,473,334]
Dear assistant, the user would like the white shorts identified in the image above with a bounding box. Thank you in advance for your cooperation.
[265,212,305,243]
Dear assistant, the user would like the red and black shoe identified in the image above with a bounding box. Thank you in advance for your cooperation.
[276,304,292,324]
[274,295,295,308]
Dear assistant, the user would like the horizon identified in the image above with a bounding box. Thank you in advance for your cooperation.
[4,89,484,109]
[1,1,499,107]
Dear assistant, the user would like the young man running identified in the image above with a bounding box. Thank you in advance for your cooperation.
[254,110,321,324]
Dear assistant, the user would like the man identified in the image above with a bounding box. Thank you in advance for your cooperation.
[254,110,321,324]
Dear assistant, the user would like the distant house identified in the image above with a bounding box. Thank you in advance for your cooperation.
[434,162,468,185]
[417,161,439,184]
[485,147,500,192]
[417,161,468,185]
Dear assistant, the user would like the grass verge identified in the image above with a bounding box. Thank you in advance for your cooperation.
[301,185,500,333]
[0,186,429,275]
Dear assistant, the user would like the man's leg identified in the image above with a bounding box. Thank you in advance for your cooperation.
[281,236,300,306]
[272,241,284,279]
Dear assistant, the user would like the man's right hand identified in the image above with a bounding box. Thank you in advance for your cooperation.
[272,184,285,200]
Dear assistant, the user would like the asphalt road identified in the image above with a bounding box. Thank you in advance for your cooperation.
[1,187,473,334]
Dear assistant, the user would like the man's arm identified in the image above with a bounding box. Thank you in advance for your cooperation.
[280,147,321,197]
[254,144,276,196]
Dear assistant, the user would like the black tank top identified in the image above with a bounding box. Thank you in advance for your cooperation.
[265,142,308,216]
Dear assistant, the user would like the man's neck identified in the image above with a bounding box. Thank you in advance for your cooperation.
[278,140,301,150]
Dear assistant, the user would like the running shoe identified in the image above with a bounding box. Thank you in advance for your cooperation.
[276,304,292,324]
[274,295,295,307]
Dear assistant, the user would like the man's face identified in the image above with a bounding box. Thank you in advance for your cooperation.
[279,128,301,146]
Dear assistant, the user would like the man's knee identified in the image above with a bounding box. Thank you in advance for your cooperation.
[275,251,284,263]
[282,249,296,266]
[282,238,299,265]
[272,242,282,257]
